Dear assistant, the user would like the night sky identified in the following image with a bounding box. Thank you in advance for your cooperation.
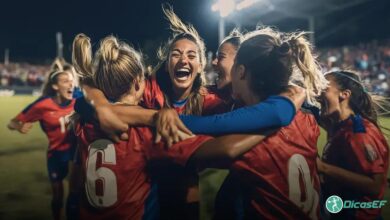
[0,0,389,63]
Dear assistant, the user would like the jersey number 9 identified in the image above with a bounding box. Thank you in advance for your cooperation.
[288,154,319,220]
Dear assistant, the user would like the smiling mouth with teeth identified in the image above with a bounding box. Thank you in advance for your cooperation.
[175,68,191,81]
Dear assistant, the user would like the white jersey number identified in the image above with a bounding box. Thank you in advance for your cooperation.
[58,114,72,133]
[85,139,118,208]
[288,154,319,220]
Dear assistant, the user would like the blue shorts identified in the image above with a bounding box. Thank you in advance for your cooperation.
[47,149,73,182]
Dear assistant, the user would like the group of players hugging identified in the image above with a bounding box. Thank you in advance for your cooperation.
[7,6,389,220]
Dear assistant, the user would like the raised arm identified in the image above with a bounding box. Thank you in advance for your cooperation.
[180,96,294,135]
[80,85,191,144]
[179,86,305,135]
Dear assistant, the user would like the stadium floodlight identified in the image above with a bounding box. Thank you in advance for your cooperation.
[236,0,260,11]
[211,0,236,18]
[211,0,237,43]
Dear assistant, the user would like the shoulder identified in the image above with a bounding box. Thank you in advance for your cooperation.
[339,119,389,165]
[202,86,231,114]
[340,115,373,140]
[31,96,51,106]
[202,87,220,101]
[128,127,155,152]
[284,111,320,143]
[294,110,319,128]
[22,96,50,113]
[343,116,383,143]
[142,75,165,109]
[203,85,230,100]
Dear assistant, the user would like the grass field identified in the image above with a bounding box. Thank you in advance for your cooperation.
[0,96,390,220]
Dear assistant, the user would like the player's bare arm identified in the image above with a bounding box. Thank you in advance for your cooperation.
[317,157,384,197]
[189,132,275,168]
[82,84,192,144]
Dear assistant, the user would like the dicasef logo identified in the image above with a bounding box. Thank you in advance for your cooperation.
[326,195,343,213]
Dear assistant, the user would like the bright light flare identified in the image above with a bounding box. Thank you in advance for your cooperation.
[211,3,219,12]
[236,0,260,10]
[211,0,236,17]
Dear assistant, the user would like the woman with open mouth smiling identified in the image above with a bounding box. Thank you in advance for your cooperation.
[316,70,389,220]
[166,38,199,101]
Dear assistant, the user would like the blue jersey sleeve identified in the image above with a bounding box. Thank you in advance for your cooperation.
[179,95,296,135]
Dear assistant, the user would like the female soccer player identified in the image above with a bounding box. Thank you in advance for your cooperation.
[72,33,275,220]
[8,69,75,220]
[317,70,389,219]
[191,27,328,219]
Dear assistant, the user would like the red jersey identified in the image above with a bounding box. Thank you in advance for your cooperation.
[221,111,321,220]
[75,121,211,220]
[202,86,232,115]
[322,115,389,219]
[142,76,230,115]
[15,96,75,154]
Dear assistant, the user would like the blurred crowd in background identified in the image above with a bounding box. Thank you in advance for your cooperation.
[318,39,390,96]
[0,63,50,87]
[2,39,390,96]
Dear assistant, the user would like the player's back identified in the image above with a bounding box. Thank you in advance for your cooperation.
[76,121,158,220]
[226,111,321,220]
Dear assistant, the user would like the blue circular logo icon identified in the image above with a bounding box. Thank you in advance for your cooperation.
[326,195,343,213]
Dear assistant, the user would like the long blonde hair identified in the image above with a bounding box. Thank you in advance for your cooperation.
[72,34,144,102]
[154,6,207,115]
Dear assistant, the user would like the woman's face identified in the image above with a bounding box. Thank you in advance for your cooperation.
[212,42,237,90]
[167,38,201,92]
[52,72,74,100]
[320,75,342,118]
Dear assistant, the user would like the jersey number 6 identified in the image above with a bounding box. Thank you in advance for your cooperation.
[85,139,118,208]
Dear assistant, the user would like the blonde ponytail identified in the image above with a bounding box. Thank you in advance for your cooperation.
[72,34,144,101]
[287,32,328,106]
[72,33,93,83]
[99,36,120,63]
